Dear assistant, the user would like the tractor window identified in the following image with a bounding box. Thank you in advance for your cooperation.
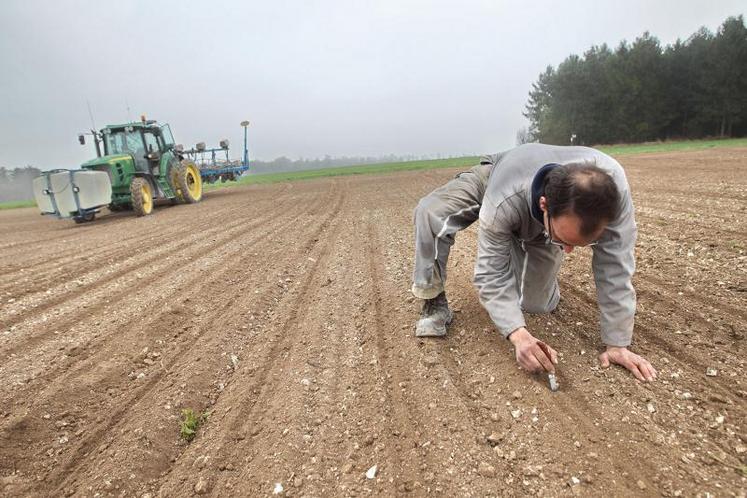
[127,133,143,153]
[160,124,175,146]
[143,132,160,153]
[103,130,144,155]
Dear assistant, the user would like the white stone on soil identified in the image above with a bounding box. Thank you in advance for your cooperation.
[366,465,378,479]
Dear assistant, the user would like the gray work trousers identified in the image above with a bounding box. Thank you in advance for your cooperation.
[411,163,563,314]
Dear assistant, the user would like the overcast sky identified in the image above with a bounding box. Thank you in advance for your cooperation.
[0,0,743,170]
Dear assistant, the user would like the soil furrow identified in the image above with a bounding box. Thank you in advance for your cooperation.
[0,184,337,495]
[0,201,259,292]
[44,191,340,496]
[0,193,309,361]
[0,192,319,417]
[154,182,346,496]
[0,193,300,330]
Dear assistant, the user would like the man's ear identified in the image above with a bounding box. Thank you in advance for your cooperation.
[539,195,548,213]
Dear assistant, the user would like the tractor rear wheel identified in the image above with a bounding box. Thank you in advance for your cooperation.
[130,177,154,216]
[172,160,203,204]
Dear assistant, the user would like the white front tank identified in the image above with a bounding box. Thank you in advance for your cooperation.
[33,170,112,217]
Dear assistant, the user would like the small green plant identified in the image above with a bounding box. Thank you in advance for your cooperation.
[180,408,210,442]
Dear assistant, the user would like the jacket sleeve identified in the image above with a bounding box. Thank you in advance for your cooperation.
[473,201,526,337]
[591,188,637,347]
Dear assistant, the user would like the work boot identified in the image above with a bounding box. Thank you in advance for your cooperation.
[415,292,453,337]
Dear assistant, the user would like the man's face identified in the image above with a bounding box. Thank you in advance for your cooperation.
[539,196,606,253]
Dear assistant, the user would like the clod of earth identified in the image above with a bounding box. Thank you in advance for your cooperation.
[478,462,496,478]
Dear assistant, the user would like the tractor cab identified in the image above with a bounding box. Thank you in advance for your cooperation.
[100,122,176,176]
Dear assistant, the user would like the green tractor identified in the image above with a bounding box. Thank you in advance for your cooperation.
[33,117,202,222]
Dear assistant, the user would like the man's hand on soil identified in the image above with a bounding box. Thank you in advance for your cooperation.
[599,346,657,382]
[508,327,558,373]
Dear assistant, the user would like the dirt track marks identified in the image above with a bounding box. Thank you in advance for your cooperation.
[0,198,293,347]
[0,185,331,492]
[153,181,348,496]
[0,188,292,299]
[63,183,344,494]
[364,216,428,492]
[0,189,307,388]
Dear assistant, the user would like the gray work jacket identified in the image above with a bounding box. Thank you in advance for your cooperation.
[475,143,637,347]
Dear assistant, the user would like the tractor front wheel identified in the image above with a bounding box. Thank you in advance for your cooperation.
[173,160,203,204]
[130,177,154,216]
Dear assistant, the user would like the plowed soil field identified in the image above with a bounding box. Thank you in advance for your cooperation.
[1,148,745,497]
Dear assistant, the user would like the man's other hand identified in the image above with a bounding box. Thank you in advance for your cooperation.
[508,327,558,373]
[599,346,657,381]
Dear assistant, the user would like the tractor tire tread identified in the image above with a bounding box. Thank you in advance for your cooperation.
[173,159,202,204]
[130,177,152,217]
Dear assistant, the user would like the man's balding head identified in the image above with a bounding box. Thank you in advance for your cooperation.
[543,162,620,237]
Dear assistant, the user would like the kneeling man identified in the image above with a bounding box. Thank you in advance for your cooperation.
[411,143,656,382]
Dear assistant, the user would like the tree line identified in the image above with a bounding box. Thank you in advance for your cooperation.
[0,166,42,202]
[523,15,747,145]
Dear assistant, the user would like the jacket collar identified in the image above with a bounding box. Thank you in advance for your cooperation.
[530,163,560,223]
